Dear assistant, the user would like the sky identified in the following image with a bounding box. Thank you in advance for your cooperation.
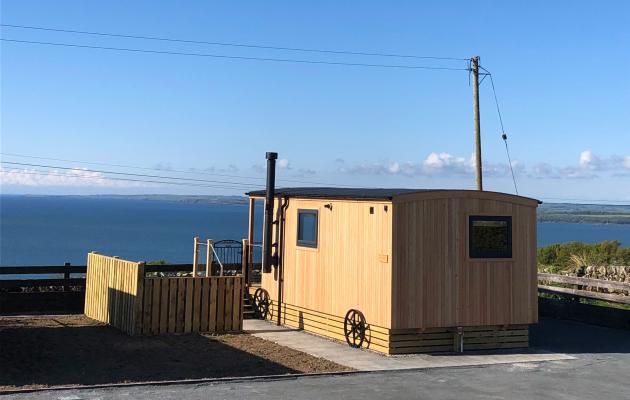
[1,1,629,203]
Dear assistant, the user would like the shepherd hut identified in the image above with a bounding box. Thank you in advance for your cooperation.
[245,187,540,354]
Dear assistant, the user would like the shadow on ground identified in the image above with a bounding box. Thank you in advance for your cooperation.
[531,317,630,354]
[0,315,306,390]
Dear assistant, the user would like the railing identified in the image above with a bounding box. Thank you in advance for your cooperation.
[0,260,248,314]
[248,242,263,284]
[0,263,86,313]
[538,273,630,305]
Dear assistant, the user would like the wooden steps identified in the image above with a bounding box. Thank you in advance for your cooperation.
[242,293,255,319]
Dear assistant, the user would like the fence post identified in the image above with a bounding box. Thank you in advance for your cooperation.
[242,239,248,278]
[206,239,213,277]
[193,236,199,277]
[63,262,71,292]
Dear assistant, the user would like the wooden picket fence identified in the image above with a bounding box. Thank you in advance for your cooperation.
[140,276,243,335]
[84,253,144,334]
[84,253,243,335]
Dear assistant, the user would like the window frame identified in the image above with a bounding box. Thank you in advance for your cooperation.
[296,209,318,248]
[468,215,513,259]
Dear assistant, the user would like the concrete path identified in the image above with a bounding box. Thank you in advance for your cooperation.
[243,319,573,371]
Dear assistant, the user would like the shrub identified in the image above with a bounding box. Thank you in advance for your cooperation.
[537,240,629,271]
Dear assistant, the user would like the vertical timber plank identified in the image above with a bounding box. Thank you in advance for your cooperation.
[159,278,169,334]
[142,280,153,335]
[232,277,242,331]
[177,278,186,333]
[184,278,194,333]
[224,278,233,331]
[209,278,218,332]
[225,278,234,331]
[216,278,226,333]
[151,279,161,335]
[168,279,177,333]
[133,264,145,335]
[200,278,210,332]
[192,278,202,332]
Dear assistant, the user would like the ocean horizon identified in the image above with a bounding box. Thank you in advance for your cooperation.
[2,195,630,266]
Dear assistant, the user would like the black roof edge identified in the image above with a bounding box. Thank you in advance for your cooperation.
[246,187,541,204]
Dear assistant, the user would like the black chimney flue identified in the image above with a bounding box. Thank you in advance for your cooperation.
[262,152,277,273]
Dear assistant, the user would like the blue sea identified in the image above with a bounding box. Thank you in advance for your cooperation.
[1,195,630,266]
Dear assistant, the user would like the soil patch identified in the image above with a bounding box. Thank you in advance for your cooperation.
[0,315,352,391]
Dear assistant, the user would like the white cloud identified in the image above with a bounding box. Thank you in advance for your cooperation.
[277,158,291,170]
[578,150,603,170]
[336,149,630,180]
[422,152,474,175]
[336,152,477,178]
[388,162,400,173]
[0,167,145,187]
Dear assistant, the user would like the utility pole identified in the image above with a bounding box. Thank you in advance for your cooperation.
[471,56,483,191]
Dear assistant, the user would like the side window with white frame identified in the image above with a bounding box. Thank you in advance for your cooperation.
[469,215,512,259]
[297,209,318,248]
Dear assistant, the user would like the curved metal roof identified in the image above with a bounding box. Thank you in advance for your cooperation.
[247,187,541,204]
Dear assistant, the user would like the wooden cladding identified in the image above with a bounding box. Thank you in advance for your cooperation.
[262,198,393,328]
[139,276,243,335]
[85,253,144,335]
[391,196,538,329]
[84,253,243,335]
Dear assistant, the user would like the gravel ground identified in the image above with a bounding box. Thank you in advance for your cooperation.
[0,315,351,391]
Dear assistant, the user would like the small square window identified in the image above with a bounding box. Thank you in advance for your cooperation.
[297,209,318,248]
[469,216,512,258]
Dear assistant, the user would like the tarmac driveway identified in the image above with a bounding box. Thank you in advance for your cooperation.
[5,318,630,400]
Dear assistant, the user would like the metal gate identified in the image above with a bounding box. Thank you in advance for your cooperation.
[211,240,243,276]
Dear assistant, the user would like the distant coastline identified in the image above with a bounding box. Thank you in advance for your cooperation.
[2,195,630,224]
[538,203,630,225]
[4,194,249,205]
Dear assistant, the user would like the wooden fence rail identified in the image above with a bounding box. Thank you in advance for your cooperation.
[538,273,630,305]
[84,253,243,335]
[0,263,86,313]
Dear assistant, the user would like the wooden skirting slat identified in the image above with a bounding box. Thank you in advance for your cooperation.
[261,301,530,355]
[278,309,391,350]
[389,345,454,355]
[276,305,392,344]
[464,342,529,350]
[269,302,391,336]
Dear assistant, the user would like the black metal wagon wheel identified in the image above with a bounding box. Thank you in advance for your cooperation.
[344,309,366,349]
[253,288,270,319]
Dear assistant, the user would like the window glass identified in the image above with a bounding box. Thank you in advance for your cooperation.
[297,210,318,248]
[469,216,512,258]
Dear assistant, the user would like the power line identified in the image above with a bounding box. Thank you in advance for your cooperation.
[0,161,263,189]
[0,152,362,187]
[480,67,519,195]
[0,168,256,191]
[0,153,264,181]
[0,23,470,61]
[0,39,471,71]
